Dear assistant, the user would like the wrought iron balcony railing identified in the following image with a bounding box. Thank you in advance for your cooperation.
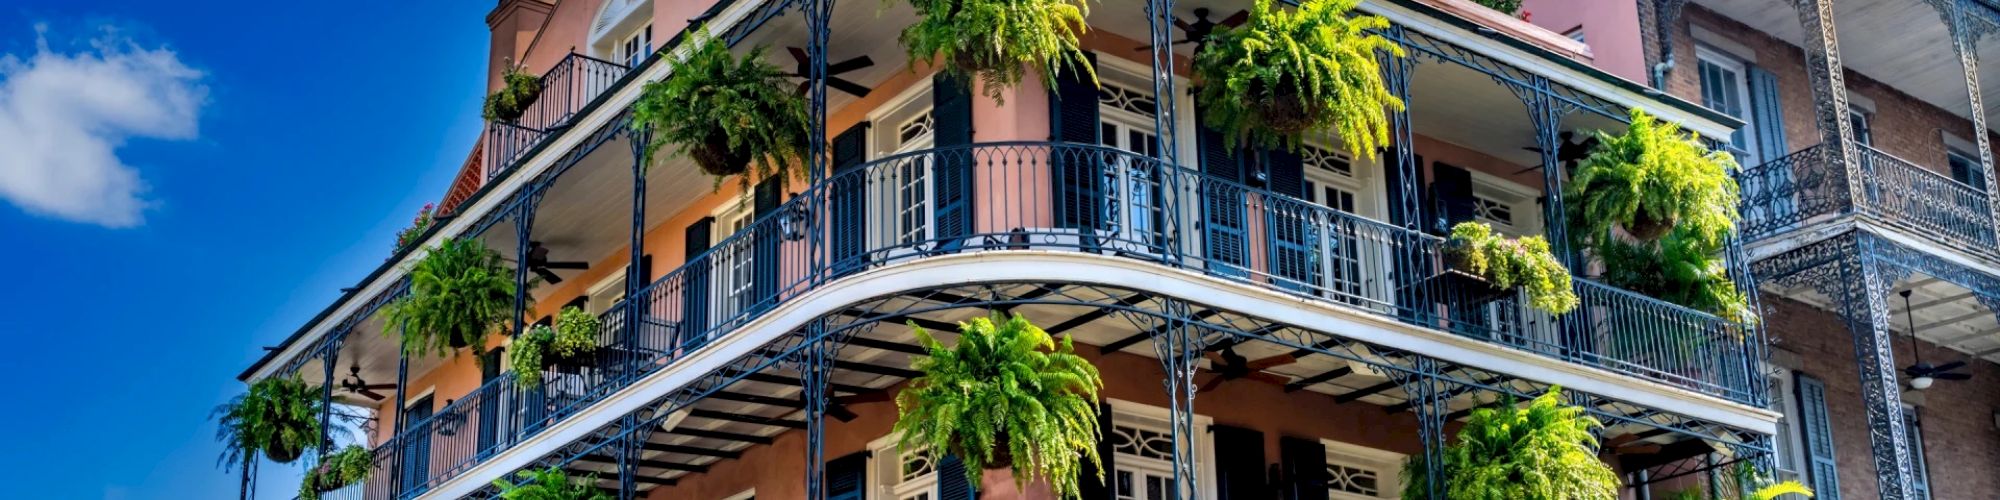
[482,53,631,181]
[1740,141,1997,254]
[370,142,1762,498]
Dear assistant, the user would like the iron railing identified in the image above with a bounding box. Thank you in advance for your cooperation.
[374,142,1762,498]
[482,53,631,180]
[1740,141,1997,253]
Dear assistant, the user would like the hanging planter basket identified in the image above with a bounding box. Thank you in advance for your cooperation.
[1249,81,1323,135]
[691,134,753,178]
[1625,208,1677,241]
[265,440,304,464]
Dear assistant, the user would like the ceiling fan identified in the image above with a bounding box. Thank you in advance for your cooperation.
[339,364,396,402]
[787,47,875,98]
[1132,8,1249,53]
[1513,131,1600,174]
[526,241,589,285]
[1198,344,1297,392]
[1900,290,1971,390]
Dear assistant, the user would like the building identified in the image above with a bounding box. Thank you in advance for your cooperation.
[232,0,2000,498]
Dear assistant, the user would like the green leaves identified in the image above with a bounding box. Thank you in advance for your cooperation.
[484,65,544,122]
[1448,222,1578,315]
[383,237,519,360]
[898,0,1095,103]
[633,29,809,192]
[509,306,601,387]
[1402,388,1620,500]
[893,313,1104,499]
[1194,0,1403,155]
[214,375,323,469]
[493,467,610,500]
[300,445,373,499]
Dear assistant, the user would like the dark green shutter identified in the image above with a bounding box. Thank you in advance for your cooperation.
[1429,163,1476,235]
[1795,373,1840,500]
[1278,436,1327,500]
[934,73,975,248]
[1747,67,1787,161]
[403,395,435,488]
[830,122,871,276]
[477,349,503,452]
[1904,408,1930,500]
[1197,94,1249,276]
[681,217,714,349]
[938,454,977,500]
[1049,53,1102,236]
[1079,401,1117,499]
[1213,425,1268,500]
[827,451,868,500]
[752,177,781,311]
[1264,149,1317,290]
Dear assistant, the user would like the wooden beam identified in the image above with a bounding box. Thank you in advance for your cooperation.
[740,372,871,394]
[640,442,742,459]
[1099,310,1220,354]
[690,409,806,429]
[1045,293,1154,336]
[833,360,921,379]
[576,454,708,473]
[668,427,775,445]
[1283,367,1353,393]
[845,336,927,355]
[708,391,806,409]
[1380,373,1509,413]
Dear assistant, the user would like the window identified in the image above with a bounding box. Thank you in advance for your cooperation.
[714,202,755,322]
[1696,47,1759,166]
[867,82,937,254]
[1849,107,1873,147]
[1322,441,1405,499]
[1904,405,1932,500]
[1302,144,1361,214]
[1099,83,1164,247]
[1104,401,1214,500]
[1949,149,1987,191]
[617,24,653,68]
[1767,370,1807,483]
[1469,178,1539,237]
[1563,26,1586,45]
[586,273,625,315]
[870,440,938,500]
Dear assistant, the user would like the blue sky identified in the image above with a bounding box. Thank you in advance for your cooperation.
[0,1,489,497]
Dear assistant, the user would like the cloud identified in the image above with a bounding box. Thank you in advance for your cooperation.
[0,25,206,228]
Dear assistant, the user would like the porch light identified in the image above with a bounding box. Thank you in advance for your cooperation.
[778,197,810,241]
[1910,376,1934,390]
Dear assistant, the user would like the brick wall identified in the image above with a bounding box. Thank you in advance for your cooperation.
[1762,294,2000,499]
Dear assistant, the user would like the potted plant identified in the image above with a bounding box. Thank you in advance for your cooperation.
[633,29,808,190]
[1194,0,1404,153]
[393,202,436,254]
[383,237,519,359]
[300,444,373,500]
[508,306,603,386]
[1444,222,1579,315]
[1400,388,1619,500]
[484,64,544,123]
[214,375,323,466]
[897,0,1094,102]
[493,467,610,500]
[894,313,1105,499]
[1568,109,1740,244]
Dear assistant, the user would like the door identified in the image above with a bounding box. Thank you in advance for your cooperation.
[1100,114,1164,252]
[1301,145,1384,308]
[402,395,436,492]
[1695,48,1757,167]
[716,206,755,327]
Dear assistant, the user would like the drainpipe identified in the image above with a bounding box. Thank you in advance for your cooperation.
[1651,0,1678,90]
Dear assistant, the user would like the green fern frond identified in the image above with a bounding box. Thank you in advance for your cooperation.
[382,237,519,360]
[633,28,810,192]
[1194,0,1403,155]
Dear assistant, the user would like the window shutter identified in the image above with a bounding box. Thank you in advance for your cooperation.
[938,454,978,500]
[477,349,503,452]
[827,451,868,500]
[1049,53,1103,235]
[1795,373,1841,500]
[752,177,781,311]
[830,122,871,276]
[1079,401,1117,499]
[1263,149,1317,289]
[1213,425,1268,500]
[1747,66,1788,161]
[1278,436,1328,500]
[1429,163,1477,235]
[1196,96,1249,275]
[1904,408,1931,500]
[681,217,714,348]
[934,72,976,245]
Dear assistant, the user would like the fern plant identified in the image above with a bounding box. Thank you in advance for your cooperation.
[897,0,1094,103]
[1194,0,1404,154]
[300,444,373,499]
[383,237,519,360]
[214,375,323,467]
[634,29,808,191]
[1596,234,1755,323]
[894,313,1104,499]
[483,64,543,122]
[493,467,610,500]
[1401,388,1619,500]
[1446,222,1578,315]
[508,306,601,387]
[1568,109,1740,246]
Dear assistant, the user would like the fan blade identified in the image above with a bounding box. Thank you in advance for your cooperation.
[357,388,386,401]
[1245,354,1298,371]
[1132,44,1158,52]
[1203,351,1228,365]
[836,390,895,405]
[1932,361,1966,373]
[1245,372,1292,385]
[787,46,809,66]
[1219,10,1249,27]
[826,77,873,98]
[1198,374,1229,393]
[364,383,397,390]
[825,55,875,75]
[1511,164,1545,175]
[533,267,565,285]
[1935,372,1972,381]
[542,261,590,270]
[1174,17,1197,32]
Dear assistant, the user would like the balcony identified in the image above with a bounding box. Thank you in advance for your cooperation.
[480,53,632,185]
[368,142,1761,499]
[1740,141,1998,258]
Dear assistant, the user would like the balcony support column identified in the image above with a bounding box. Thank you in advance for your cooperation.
[390,339,411,495]
[317,336,341,457]
[1786,0,1863,213]
[1380,28,1422,233]
[1931,0,2000,243]
[1509,75,1574,266]
[1150,298,1205,500]
[1387,356,1448,500]
[803,0,834,279]
[1144,0,1184,263]
[617,414,640,500]
[511,188,546,338]
[628,127,651,371]
[1791,236,1917,499]
[798,318,850,500]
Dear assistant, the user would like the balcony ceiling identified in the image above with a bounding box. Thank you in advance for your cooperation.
[1770,273,2000,368]
[1693,0,2000,135]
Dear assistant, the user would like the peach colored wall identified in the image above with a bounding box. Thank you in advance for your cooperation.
[1522,0,1645,83]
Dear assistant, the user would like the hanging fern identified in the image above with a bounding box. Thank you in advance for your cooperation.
[483,64,544,122]
[1568,108,1740,248]
[300,445,373,499]
[897,0,1095,103]
[1447,222,1578,315]
[893,313,1104,499]
[214,375,323,468]
[633,28,809,191]
[1595,233,1755,323]
[493,467,610,500]
[1193,0,1404,154]
[383,237,519,360]
[1401,388,1619,500]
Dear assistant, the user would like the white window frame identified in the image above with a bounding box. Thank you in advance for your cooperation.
[1466,171,1542,237]
[585,272,626,315]
[1695,45,1760,167]
[588,0,654,64]
[1299,141,1384,220]
[868,435,939,500]
[1104,399,1219,500]
[865,80,938,259]
[1098,93,1166,251]
[616,23,654,69]
[1766,367,1808,483]
[1321,440,1406,500]
[711,200,757,327]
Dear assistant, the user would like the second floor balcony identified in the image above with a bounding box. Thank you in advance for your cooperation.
[1741,141,1998,259]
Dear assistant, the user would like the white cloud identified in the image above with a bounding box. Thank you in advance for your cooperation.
[0,26,206,228]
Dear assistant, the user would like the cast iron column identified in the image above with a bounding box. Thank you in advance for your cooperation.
[1389,356,1448,500]
[1816,237,1916,500]
[317,337,341,456]
[803,0,834,281]
[628,126,651,379]
[1788,0,1863,213]
[1145,0,1183,261]
[1151,299,1204,499]
[799,319,846,500]
[1934,0,2000,243]
[512,189,543,339]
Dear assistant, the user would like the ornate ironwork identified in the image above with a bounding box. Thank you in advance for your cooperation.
[1144,298,1207,500]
